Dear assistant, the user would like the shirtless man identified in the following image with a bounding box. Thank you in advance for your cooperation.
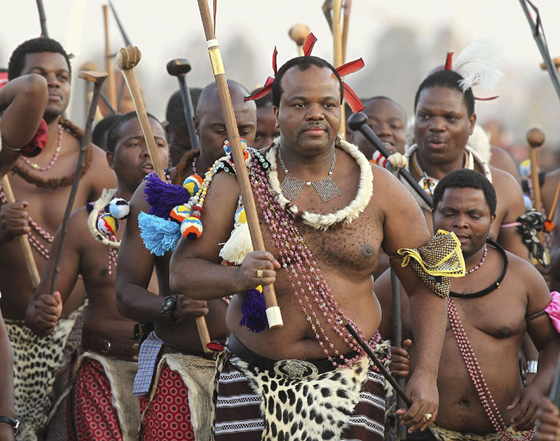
[170,56,455,440]
[24,112,167,440]
[252,92,280,149]
[115,80,255,441]
[165,88,202,166]
[0,37,116,440]
[349,96,407,159]
[376,169,560,440]
[407,69,528,259]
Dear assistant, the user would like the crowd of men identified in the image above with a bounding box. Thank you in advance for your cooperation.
[1,28,560,441]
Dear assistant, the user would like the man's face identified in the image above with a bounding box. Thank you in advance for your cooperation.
[108,118,169,191]
[352,98,407,157]
[21,52,70,123]
[253,106,280,149]
[194,88,256,162]
[414,86,476,165]
[273,65,341,157]
[433,187,495,258]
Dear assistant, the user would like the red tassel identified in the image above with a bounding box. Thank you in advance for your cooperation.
[343,83,365,113]
[445,52,453,71]
[474,95,500,101]
[272,47,278,75]
[303,33,317,56]
[244,77,274,102]
[336,58,365,77]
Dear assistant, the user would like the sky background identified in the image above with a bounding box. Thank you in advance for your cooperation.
[2,0,560,162]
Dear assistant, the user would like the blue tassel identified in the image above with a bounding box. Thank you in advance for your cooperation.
[138,212,181,256]
[144,173,190,219]
[239,288,268,333]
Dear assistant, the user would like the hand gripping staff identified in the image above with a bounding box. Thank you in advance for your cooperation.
[196,0,283,328]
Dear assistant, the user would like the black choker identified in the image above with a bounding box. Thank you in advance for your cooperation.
[450,239,508,299]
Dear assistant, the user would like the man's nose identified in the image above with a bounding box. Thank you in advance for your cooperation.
[375,123,391,137]
[429,117,445,132]
[305,103,325,120]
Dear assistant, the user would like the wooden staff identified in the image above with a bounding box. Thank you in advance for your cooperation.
[341,0,352,62]
[289,24,310,56]
[117,47,214,352]
[1,177,41,288]
[196,0,283,328]
[103,5,118,111]
[81,61,105,122]
[36,0,49,37]
[527,127,545,243]
[390,270,407,440]
[50,71,108,296]
[332,0,346,138]
[116,47,165,180]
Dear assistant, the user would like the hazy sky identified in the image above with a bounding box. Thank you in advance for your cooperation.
[2,0,560,144]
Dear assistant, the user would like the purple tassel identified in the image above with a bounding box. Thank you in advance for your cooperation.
[239,289,268,333]
[144,172,190,220]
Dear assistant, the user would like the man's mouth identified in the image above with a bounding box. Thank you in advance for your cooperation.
[142,164,154,174]
[302,124,328,136]
[48,94,62,102]
[455,234,471,245]
[426,137,447,149]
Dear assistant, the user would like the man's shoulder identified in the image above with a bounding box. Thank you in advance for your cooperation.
[489,166,520,190]
[505,248,540,280]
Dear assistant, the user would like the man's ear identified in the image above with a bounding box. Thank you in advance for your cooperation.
[193,117,200,136]
[469,113,477,136]
[106,151,115,169]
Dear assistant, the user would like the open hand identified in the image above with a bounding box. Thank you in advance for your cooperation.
[508,382,544,431]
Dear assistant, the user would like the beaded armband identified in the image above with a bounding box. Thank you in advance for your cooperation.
[396,230,465,298]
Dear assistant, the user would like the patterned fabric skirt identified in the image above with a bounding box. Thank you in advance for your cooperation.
[213,351,386,441]
[408,424,529,441]
[139,353,217,441]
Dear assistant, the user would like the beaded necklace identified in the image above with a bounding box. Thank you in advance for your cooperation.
[21,121,63,171]
[249,151,370,367]
[466,244,487,275]
[448,299,534,440]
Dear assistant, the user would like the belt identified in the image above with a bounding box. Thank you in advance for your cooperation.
[82,329,139,362]
[160,342,219,360]
[227,333,358,379]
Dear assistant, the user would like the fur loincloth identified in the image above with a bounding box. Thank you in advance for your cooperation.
[428,423,528,441]
[6,310,82,441]
[213,351,386,441]
[67,352,139,441]
[141,353,217,441]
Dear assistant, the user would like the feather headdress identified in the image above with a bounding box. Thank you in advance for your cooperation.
[448,39,504,92]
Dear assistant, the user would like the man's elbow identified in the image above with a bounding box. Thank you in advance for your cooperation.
[115,282,132,319]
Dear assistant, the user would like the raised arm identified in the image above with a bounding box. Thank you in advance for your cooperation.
[376,167,446,432]
[0,74,48,179]
[25,209,84,336]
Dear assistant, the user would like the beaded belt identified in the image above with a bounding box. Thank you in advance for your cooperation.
[227,333,358,379]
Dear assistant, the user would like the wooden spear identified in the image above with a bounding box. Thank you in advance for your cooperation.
[527,127,545,243]
[36,0,49,38]
[196,0,283,328]
[341,0,352,63]
[116,47,214,352]
[0,176,41,288]
[50,71,108,296]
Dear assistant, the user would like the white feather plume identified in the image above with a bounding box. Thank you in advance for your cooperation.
[453,39,504,92]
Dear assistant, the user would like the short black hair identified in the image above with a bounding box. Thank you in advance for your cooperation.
[8,37,72,80]
[363,96,407,120]
[433,169,497,216]
[106,111,160,153]
[166,88,202,130]
[92,114,121,151]
[414,70,475,116]
[272,56,343,108]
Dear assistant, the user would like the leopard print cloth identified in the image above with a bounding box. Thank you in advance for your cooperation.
[213,350,387,441]
[6,316,79,441]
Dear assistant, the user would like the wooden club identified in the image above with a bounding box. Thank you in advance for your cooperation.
[197,0,283,328]
[289,24,310,57]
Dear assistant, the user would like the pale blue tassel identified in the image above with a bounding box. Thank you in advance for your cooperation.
[138,212,181,256]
